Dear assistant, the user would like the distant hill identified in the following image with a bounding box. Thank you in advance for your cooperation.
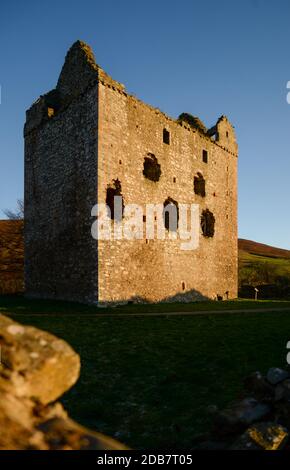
[0,220,24,294]
[238,238,290,299]
[238,238,290,259]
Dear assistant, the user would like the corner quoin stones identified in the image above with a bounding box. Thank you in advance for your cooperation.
[24,41,238,305]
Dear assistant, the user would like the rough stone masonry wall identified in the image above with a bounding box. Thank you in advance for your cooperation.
[0,313,126,449]
[24,77,99,303]
[97,81,238,303]
[197,367,290,450]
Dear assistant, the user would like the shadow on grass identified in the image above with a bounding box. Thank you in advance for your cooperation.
[1,293,290,316]
[6,308,290,448]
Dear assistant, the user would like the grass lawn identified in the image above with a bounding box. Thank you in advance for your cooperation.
[239,250,290,273]
[1,296,290,448]
[1,294,290,315]
[239,249,290,288]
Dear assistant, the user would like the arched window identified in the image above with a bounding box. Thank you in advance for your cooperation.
[163,128,170,144]
[163,197,179,232]
[194,172,206,197]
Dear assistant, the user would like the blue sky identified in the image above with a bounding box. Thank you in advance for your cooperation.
[1,0,290,248]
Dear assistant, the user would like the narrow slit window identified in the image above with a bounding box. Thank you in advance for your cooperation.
[202,150,208,163]
[201,209,215,238]
[163,128,170,145]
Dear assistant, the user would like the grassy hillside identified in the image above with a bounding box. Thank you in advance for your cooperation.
[0,220,24,294]
[238,239,290,299]
[239,238,290,259]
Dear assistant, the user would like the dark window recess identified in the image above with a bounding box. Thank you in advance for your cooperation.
[143,153,161,182]
[201,209,215,238]
[44,89,62,117]
[182,282,185,291]
[226,131,229,138]
[202,149,208,163]
[119,160,122,164]
[194,173,206,197]
[106,179,124,221]
[163,197,179,232]
[163,128,170,144]
[143,215,146,223]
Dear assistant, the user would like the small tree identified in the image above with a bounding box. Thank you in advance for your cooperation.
[3,199,24,220]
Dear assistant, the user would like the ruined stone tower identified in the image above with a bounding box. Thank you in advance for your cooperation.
[24,41,238,304]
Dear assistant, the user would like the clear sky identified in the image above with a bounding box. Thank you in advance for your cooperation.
[1,0,290,248]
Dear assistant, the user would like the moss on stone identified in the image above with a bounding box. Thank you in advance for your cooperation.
[177,113,207,134]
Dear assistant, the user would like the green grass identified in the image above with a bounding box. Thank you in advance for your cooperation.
[239,250,290,288]
[2,296,290,448]
[1,294,290,316]
[240,250,290,271]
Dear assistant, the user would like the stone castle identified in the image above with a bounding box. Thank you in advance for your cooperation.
[24,41,238,305]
